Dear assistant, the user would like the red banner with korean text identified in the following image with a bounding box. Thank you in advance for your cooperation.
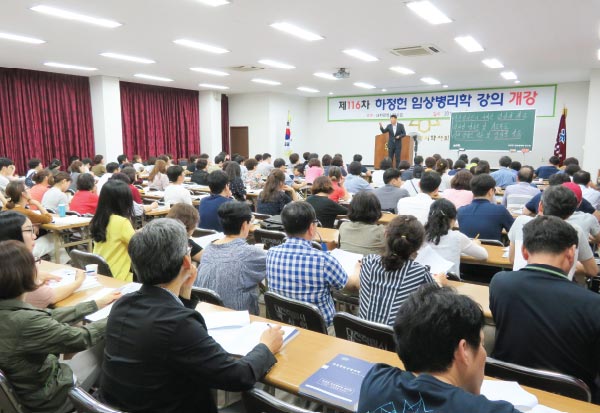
[553,108,567,166]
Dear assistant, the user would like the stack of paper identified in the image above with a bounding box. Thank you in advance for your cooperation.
[415,245,454,274]
[51,216,92,226]
[480,380,538,411]
[329,249,362,276]
[192,232,225,248]
[85,283,142,322]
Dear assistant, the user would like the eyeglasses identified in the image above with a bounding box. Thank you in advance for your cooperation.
[22,226,35,235]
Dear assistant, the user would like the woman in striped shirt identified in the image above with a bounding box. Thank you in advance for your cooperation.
[359,215,441,326]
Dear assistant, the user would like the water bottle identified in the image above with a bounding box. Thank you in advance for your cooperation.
[58,203,66,217]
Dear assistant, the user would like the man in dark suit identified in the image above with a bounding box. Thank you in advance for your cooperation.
[100,218,283,413]
[379,114,406,168]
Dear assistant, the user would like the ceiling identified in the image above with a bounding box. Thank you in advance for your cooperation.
[1,0,600,97]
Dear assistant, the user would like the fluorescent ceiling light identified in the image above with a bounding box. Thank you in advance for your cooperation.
[199,83,229,90]
[313,72,338,80]
[420,77,441,85]
[44,62,97,71]
[455,36,484,52]
[196,0,230,6]
[190,67,229,76]
[258,59,295,69]
[501,71,517,80]
[597,49,600,60]
[381,89,387,92]
[297,86,319,93]
[173,39,229,54]
[406,1,452,25]
[30,5,121,28]
[251,78,281,86]
[442,84,449,88]
[390,66,415,75]
[354,82,376,89]
[100,52,155,64]
[514,80,521,84]
[482,58,504,69]
[0,32,45,44]
[328,92,333,95]
[270,22,323,41]
[134,73,173,82]
[343,49,378,62]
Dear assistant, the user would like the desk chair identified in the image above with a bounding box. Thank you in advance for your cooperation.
[264,291,328,334]
[253,228,287,250]
[479,239,505,247]
[333,312,396,351]
[190,287,224,306]
[0,369,27,413]
[69,250,113,277]
[484,357,591,402]
[192,228,218,238]
[506,194,533,213]
[252,212,271,221]
[335,218,350,230]
[68,387,127,413]
[332,290,359,314]
[242,388,319,413]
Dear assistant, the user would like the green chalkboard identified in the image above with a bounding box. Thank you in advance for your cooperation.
[449,109,535,151]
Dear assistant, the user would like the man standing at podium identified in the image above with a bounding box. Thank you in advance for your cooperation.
[379,115,406,168]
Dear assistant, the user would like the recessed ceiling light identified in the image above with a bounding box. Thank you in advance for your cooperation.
[390,66,415,75]
[258,59,295,69]
[514,80,521,84]
[406,1,452,25]
[354,82,376,89]
[270,22,323,41]
[501,71,517,80]
[381,89,387,92]
[482,58,504,69]
[173,39,229,54]
[420,77,441,85]
[597,49,600,60]
[455,36,484,52]
[251,78,281,86]
[328,92,333,95]
[0,32,45,44]
[314,72,338,80]
[199,83,229,90]
[442,84,449,88]
[30,5,121,28]
[134,73,173,82]
[343,49,378,62]
[195,0,230,6]
[100,52,155,64]
[44,62,97,71]
[297,86,319,93]
[190,67,229,76]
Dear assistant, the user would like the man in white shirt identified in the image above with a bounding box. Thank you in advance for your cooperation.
[573,170,600,210]
[97,162,119,194]
[562,182,600,243]
[256,153,273,176]
[0,157,15,192]
[397,171,441,225]
[25,158,43,187]
[164,165,193,206]
[501,167,540,207]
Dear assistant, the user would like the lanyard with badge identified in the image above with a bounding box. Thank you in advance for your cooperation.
[523,265,569,280]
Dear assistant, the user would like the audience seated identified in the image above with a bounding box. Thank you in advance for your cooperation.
[69,173,99,215]
[491,216,600,403]
[359,215,438,326]
[191,158,209,185]
[321,154,332,176]
[304,158,324,184]
[359,284,519,413]
[0,240,117,413]
[0,158,15,193]
[198,170,232,231]
[167,203,203,263]
[457,174,514,241]
[401,164,423,196]
[266,202,358,330]
[562,182,600,243]
[68,160,85,192]
[91,154,106,177]
[344,161,372,194]
[41,171,71,211]
[373,168,409,213]
[148,159,169,191]
[435,158,452,191]
[243,158,263,189]
[442,170,474,209]
[224,161,247,201]
[331,154,348,177]
[256,169,298,215]
[256,152,273,176]
[448,159,466,176]
[90,180,135,281]
[306,176,348,228]
[28,169,52,210]
[327,166,350,203]
[501,166,540,207]
[25,158,43,188]
[195,202,266,314]
[339,192,385,255]
[96,162,120,194]
[573,170,600,209]
[534,155,560,179]
[490,156,517,189]
[371,157,392,187]
[164,165,193,205]
[99,218,282,413]
[425,199,488,274]
[397,171,441,225]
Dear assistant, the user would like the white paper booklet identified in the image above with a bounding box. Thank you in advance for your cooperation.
[208,321,298,356]
[202,310,250,330]
[192,232,225,248]
[85,283,142,322]
[414,245,454,275]
[329,249,362,275]
[480,380,538,411]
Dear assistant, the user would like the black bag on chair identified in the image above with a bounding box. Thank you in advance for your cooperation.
[259,215,285,231]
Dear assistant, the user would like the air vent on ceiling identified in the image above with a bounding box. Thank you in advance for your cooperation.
[229,65,264,72]
[390,45,441,57]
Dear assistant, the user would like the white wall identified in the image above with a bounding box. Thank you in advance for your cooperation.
[89,76,123,162]
[198,91,222,157]
[583,70,600,172]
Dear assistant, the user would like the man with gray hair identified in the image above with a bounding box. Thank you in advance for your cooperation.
[100,218,283,413]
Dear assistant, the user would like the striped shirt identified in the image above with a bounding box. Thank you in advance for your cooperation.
[358,255,434,326]
[266,237,348,325]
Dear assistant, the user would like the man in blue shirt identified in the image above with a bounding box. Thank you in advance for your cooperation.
[534,156,560,179]
[490,156,516,188]
[198,170,232,231]
[358,284,518,413]
[344,161,373,194]
[457,174,514,241]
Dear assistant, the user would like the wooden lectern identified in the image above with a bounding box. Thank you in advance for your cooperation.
[374,133,415,169]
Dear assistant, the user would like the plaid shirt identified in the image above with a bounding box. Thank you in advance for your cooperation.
[266,237,348,325]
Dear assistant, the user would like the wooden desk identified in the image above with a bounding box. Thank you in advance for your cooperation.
[461,244,511,268]
[249,224,339,250]
[198,303,599,413]
[41,217,93,263]
[377,213,395,225]
[448,280,491,319]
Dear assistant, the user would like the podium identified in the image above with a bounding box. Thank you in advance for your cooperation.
[374,133,415,168]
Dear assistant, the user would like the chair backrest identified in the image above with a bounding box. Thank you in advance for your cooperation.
[506,194,533,212]
[310,241,323,251]
[69,250,113,277]
[0,369,27,413]
[253,228,287,250]
[242,388,319,413]
[333,312,396,351]
[335,218,350,229]
[264,291,328,334]
[191,228,218,238]
[190,286,224,306]
[68,387,127,413]
[479,238,505,247]
[252,212,271,221]
[484,357,591,402]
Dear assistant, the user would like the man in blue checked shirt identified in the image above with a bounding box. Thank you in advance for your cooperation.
[266,202,359,333]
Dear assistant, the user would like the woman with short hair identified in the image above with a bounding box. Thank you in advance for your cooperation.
[41,171,71,211]
[339,191,385,255]
[306,176,348,228]
[167,203,203,263]
[304,158,324,184]
[243,158,263,189]
[28,170,52,210]
[442,170,474,209]
[69,173,99,215]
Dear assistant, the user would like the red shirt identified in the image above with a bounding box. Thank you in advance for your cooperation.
[329,182,345,203]
[69,190,99,215]
[129,184,142,204]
